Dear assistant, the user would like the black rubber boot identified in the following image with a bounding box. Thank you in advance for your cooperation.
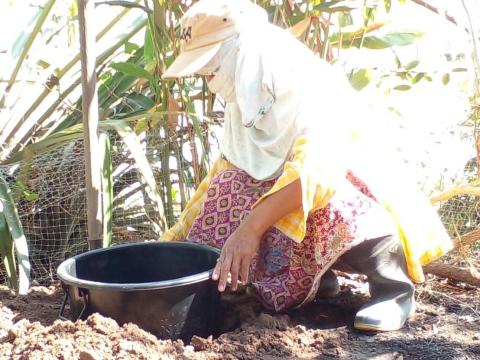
[316,269,340,299]
[339,235,415,331]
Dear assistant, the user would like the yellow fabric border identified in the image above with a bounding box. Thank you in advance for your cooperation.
[160,157,231,241]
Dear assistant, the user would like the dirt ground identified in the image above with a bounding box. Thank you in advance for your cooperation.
[0,272,479,360]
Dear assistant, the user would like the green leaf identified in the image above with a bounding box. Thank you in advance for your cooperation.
[109,121,166,234]
[362,7,376,23]
[411,72,425,84]
[452,67,468,72]
[0,213,17,291]
[384,0,391,12]
[362,32,422,49]
[110,62,155,84]
[144,25,155,66]
[0,176,30,294]
[124,93,155,112]
[393,84,412,91]
[397,71,408,80]
[404,60,420,70]
[338,12,353,27]
[23,190,38,202]
[7,0,56,92]
[313,0,360,12]
[395,55,401,69]
[350,69,372,91]
[15,181,38,201]
[442,73,450,85]
[125,42,139,54]
[37,59,50,69]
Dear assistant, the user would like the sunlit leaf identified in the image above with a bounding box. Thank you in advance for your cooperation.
[37,59,50,69]
[404,60,420,70]
[394,84,412,91]
[362,6,376,23]
[125,42,139,54]
[288,17,311,38]
[384,0,391,12]
[338,12,353,27]
[452,67,468,72]
[411,72,425,84]
[442,73,450,85]
[144,24,155,67]
[125,93,155,111]
[350,69,372,91]
[360,32,422,49]
[7,0,56,92]
[395,55,401,69]
[313,0,361,13]
[111,62,155,84]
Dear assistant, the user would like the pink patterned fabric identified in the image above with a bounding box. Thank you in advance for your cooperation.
[187,169,383,311]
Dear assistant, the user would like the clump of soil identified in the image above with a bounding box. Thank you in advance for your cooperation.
[1,274,479,359]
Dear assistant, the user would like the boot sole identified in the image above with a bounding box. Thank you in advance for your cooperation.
[353,321,404,332]
[353,300,416,332]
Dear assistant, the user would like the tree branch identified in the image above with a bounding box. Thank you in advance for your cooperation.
[409,0,465,30]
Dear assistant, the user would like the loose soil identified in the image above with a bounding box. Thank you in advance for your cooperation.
[1,273,479,360]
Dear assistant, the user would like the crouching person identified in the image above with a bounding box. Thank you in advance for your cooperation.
[160,0,453,331]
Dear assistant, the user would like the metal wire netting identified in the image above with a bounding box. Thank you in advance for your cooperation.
[0,128,478,285]
[0,124,216,285]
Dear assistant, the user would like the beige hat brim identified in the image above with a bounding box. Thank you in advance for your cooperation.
[162,42,222,79]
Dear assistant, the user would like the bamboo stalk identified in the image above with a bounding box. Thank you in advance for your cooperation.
[175,126,187,210]
[161,125,175,227]
[100,132,113,247]
[78,0,103,250]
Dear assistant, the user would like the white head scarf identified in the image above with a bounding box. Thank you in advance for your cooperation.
[199,16,357,181]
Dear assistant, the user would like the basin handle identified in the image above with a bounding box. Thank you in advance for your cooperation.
[59,288,88,321]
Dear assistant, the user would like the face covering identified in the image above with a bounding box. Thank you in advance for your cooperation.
[198,37,239,103]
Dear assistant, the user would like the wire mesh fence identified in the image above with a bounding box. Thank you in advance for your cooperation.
[0,126,478,286]
[0,123,218,285]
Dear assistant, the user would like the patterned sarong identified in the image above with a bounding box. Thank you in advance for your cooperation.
[187,168,389,311]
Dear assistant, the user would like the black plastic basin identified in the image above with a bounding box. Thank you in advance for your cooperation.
[57,241,220,341]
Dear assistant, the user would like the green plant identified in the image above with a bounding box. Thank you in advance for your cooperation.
[0,177,30,294]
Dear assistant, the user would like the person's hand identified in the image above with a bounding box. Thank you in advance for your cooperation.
[212,220,263,292]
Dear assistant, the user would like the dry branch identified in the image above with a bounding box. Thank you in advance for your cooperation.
[423,262,480,287]
[423,228,480,286]
[429,182,480,204]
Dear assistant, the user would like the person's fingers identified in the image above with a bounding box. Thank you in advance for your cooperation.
[212,249,227,281]
[239,257,250,285]
[218,251,233,292]
[212,258,222,281]
[230,257,241,291]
